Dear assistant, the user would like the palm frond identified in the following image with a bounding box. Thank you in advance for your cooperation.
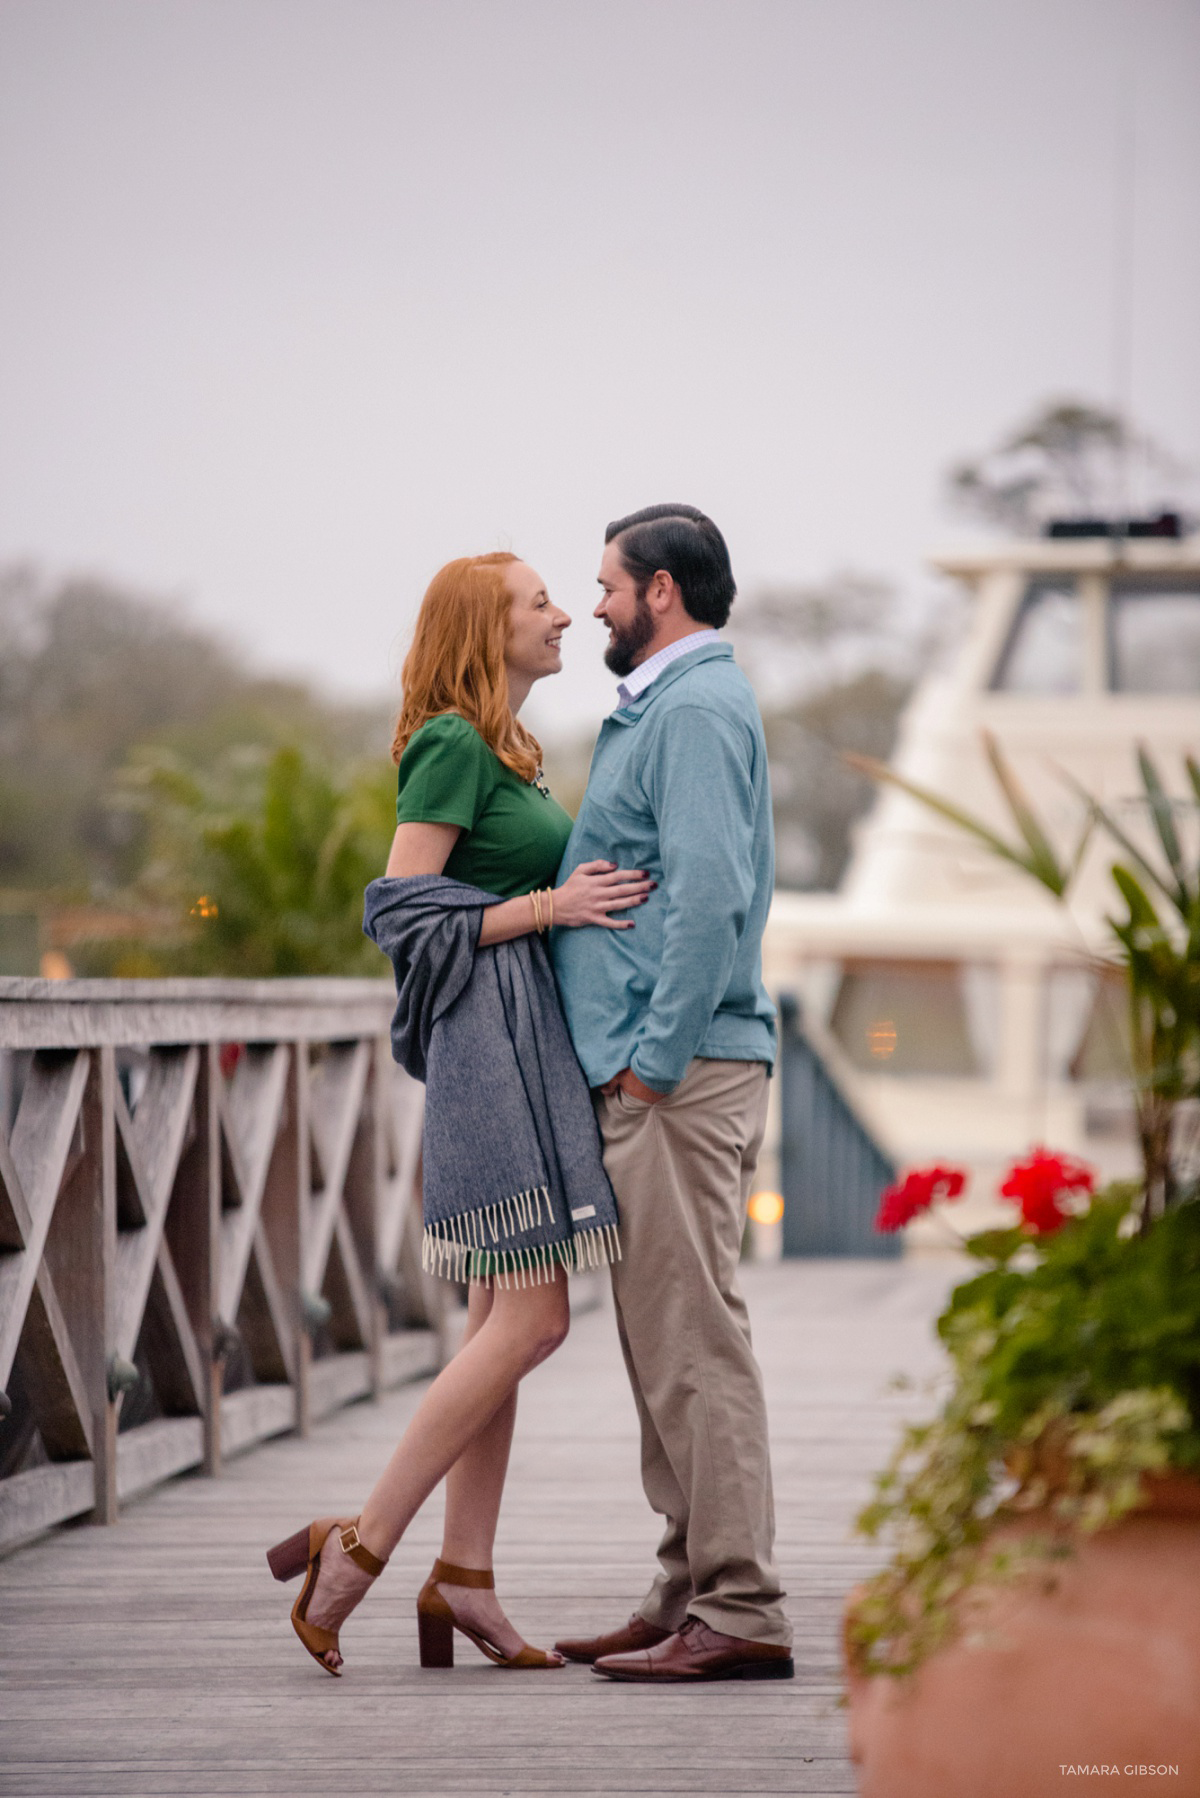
[1055,768,1181,915]
[981,732,1070,893]
[1185,755,1200,809]
[844,751,1070,895]
[1137,745,1190,909]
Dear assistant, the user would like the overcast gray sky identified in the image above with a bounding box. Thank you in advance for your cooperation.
[2,0,1198,736]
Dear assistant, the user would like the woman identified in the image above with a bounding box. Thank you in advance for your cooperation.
[267,552,650,1675]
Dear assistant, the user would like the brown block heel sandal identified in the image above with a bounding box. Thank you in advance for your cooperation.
[267,1516,387,1676]
[416,1559,563,1670]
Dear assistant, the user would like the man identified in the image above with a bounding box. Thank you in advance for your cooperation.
[550,503,792,1683]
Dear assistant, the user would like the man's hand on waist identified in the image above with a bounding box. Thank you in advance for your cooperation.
[599,1067,668,1105]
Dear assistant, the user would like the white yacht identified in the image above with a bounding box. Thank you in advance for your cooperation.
[764,525,1200,1236]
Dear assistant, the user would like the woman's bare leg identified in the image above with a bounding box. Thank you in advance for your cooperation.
[434,1283,532,1657]
[360,1273,567,1552]
[304,1271,568,1666]
[442,1280,517,1565]
[441,1388,518,1559]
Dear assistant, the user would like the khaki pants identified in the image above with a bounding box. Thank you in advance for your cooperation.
[596,1057,791,1648]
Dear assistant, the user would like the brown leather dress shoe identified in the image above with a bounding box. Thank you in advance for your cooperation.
[554,1612,673,1664]
[592,1616,794,1682]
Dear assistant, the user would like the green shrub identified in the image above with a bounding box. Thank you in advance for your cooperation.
[122,744,396,976]
[848,1193,1200,1678]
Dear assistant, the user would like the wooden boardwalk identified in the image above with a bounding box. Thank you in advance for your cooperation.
[0,1259,957,1798]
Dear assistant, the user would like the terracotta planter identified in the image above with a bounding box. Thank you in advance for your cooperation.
[845,1478,1200,1797]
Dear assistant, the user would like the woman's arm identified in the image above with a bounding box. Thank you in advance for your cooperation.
[385,821,461,878]
[383,824,654,947]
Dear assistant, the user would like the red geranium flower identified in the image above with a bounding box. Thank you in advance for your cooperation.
[1000,1147,1095,1235]
[876,1165,967,1233]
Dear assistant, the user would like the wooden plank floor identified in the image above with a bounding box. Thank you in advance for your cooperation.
[0,1259,958,1798]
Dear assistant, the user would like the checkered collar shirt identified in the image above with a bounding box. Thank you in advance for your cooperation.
[614,629,722,710]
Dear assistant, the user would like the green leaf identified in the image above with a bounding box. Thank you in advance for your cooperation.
[1111,864,1162,931]
[962,1228,1025,1264]
[844,754,1069,895]
[1057,768,1182,914]
[1138,745,1190,910]
[1186,755,1200,809]
[1066,809,1098,884]
[981,733,1069,893]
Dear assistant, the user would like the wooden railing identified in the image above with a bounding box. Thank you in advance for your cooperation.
[0,977,455,1555]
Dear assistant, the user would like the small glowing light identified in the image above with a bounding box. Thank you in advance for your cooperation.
[748,1190,784,1226]
[867,1018,897,1058]
[191,894,219,920]
[39,950,73,981]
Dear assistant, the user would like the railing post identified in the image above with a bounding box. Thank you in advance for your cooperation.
[288,1043,311,1438]
[361,1038,387,1401]
[296,1330,312,1439]
[168,1044,222,1475]
[89,1048,118,1523]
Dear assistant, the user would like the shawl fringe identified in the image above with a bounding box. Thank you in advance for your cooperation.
[421,1205,622,1286]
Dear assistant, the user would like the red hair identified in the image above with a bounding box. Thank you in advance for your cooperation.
[391,552,542,782]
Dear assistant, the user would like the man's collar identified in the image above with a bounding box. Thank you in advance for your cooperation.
[614,630,722,708]
[609,638,733,721]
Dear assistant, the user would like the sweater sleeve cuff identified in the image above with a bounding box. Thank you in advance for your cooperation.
[628,1053,680,1096]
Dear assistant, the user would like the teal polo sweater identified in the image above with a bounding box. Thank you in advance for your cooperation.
[550,642,777,1093]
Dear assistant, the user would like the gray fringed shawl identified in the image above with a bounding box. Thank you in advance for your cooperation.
[363,875,620,1285]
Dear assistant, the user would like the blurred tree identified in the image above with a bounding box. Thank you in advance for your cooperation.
[118,744,395,976]
[725,571,899,710]
[765,671,911,889]
[947,398,1190,534]
[0,565,389,894]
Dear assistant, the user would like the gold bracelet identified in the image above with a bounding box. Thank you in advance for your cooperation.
[544,887,554,930]
[530,889,544,934]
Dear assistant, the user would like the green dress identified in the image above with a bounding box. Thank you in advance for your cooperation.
[395,713,573,898]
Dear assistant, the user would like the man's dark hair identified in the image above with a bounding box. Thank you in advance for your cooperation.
[604,503,736,628]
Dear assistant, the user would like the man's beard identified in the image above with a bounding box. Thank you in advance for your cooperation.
[603,593,656,677]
